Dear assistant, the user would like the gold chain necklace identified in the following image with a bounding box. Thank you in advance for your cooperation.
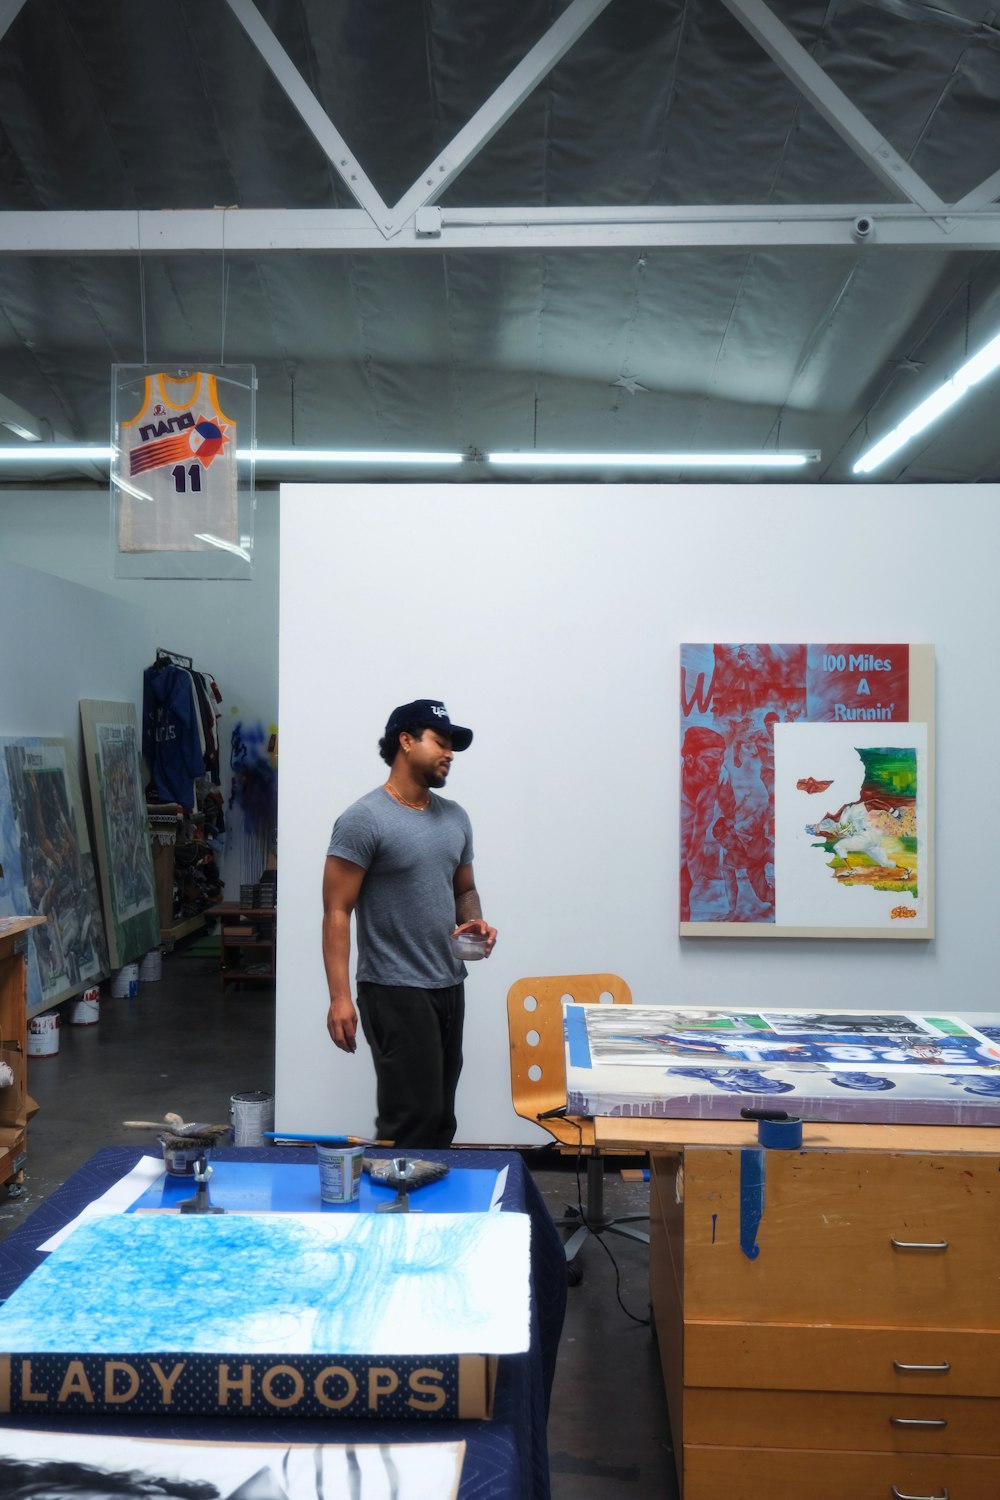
[384,781,429,811]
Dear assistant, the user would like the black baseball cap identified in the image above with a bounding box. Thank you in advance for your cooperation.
[385,699,473,751]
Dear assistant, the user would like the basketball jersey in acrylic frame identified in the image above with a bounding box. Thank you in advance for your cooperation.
[111,364,255,580]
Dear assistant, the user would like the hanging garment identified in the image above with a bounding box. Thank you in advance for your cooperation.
[142,663,206,809]
[117,372,238,553]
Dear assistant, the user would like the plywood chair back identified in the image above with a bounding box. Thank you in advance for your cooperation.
[507,973,632,1150]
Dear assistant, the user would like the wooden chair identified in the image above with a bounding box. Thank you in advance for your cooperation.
[507,973,649,1276]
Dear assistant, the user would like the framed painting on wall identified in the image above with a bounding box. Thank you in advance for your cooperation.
[679,643,934,938]
[80,700,160,967]
[0,737,109,1012]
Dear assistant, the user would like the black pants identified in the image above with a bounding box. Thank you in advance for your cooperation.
[356,981,465,1148]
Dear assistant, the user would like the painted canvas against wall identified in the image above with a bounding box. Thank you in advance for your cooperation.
[679,643,934,938]
[0,737,108,1013]
[80,700,160,967]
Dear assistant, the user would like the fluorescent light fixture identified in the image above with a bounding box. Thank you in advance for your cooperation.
[240,448,465,465]
[854,328,1000,474]
[0,446,465,466]
[0,445,820,472]
[488,451,819,468]
[0,445,114,461]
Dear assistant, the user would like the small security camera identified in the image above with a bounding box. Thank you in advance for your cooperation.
[851,215,874,243]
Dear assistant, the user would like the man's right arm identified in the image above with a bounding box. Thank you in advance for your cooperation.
[322,855,367,1053]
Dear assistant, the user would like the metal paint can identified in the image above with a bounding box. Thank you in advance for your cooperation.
[316,1143,364,1204]
[27,1010,60,1057]
[230,1089,275,1146]
[67,986,100,1026]
[138,948,163,982]
[110,963,139,999]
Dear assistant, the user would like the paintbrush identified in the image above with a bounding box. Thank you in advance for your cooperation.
[123,1112,187,1130]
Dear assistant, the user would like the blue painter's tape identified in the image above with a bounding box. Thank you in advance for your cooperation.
[564,1003,593,1071]
[739,1146,765,1261]
[758,1116,803,1150]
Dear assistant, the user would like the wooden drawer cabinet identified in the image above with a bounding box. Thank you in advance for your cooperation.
[683,1446,1000,1500]
[686,1389,1000,1453]
[682,1149,1000,1328]
[650,1144,1000,1497]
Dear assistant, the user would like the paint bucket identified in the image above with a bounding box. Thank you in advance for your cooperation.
[27,1010,60,1057]
[110,962,139,999]
[159,1135,216,1176]
[139,948,163,982]
[230,1089,274,1146]
[67,986,100,1026]
[316,1143,364,1204]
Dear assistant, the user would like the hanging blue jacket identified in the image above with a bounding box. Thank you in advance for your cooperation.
[142,664,206,809]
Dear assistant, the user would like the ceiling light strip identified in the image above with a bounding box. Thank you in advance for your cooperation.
[853,329,1000,474]
[488,451,819,468]
[0,446,819,470]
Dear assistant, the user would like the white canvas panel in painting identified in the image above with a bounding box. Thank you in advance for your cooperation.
[773,721,928,932]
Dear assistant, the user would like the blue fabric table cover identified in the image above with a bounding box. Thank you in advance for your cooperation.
[0,1146,566,1500]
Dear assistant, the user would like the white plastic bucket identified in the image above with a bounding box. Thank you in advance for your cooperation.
[27,1010,60,1057]
[139,949,163,982]
[110,963,139,999]
[230,1089,274,1146]
[316,1143,364,1204]
[67,986,100,1026]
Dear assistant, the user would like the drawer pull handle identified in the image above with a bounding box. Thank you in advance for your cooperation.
[893,1360,951,1374]
[890,1237,948,1251]
[889,1417,948,1429]
[891,1488,948,1500]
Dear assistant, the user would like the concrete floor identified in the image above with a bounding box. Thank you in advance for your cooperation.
[1,943,678,1500]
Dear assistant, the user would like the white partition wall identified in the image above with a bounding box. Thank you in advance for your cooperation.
[277,484,1000,1145]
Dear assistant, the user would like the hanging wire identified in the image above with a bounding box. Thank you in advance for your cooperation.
[220,208,230,366]
[137,209,148,366]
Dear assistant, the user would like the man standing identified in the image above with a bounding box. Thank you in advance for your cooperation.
[322,699,496,1147]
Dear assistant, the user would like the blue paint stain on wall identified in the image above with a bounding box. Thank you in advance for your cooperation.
[229,720,278,883]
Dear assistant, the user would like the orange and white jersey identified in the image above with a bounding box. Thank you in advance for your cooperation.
[117,372,238,552]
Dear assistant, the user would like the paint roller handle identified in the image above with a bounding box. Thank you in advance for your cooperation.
[740,1108,797,1122]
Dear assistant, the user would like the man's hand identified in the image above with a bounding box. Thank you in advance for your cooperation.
[452,918,498,957]
[327,995,359,1053]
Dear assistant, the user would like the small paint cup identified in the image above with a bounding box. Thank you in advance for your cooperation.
[449,930,489,961]
[316,1143,364,1204]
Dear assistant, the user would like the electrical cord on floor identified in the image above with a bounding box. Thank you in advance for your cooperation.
[554,1111,651,1327]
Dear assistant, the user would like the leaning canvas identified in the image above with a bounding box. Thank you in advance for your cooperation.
[80,699,160,966]
[679,642,935,938]
[0,736,108,1013]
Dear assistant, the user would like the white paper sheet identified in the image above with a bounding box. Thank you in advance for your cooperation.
[38,1153,165,1251]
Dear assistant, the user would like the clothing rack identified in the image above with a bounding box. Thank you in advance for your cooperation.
[155,647,193,669]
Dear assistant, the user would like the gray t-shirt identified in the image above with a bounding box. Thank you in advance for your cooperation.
[327,786,475,988]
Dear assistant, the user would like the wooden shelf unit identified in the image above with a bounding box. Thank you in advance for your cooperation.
[0,916,44,1193]
[206,903,276,991]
